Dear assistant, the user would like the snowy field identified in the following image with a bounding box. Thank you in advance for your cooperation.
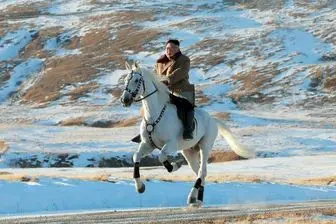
[0,0,335,217]
[0,178,335,215]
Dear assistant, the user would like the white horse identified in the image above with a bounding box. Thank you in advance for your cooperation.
[120,62,254,207]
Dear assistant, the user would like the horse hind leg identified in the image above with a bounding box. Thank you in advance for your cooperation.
[181,145,200,176]
[187,134,215,206]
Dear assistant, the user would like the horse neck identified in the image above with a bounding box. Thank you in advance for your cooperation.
[141,77,166,122]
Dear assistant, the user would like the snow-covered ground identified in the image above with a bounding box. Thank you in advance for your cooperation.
[0,177,335,215]
[0,0,335,216]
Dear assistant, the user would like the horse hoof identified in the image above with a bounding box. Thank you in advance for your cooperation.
[137,184,146,194]
[188,200,202,208]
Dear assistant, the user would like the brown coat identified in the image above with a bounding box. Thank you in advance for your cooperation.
[154,53,195,105]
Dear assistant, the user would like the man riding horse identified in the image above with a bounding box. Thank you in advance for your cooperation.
[132,39,195,142]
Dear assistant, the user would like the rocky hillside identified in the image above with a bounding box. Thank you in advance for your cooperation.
[0,0,335,168]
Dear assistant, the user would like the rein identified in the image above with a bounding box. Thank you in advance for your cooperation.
[124,70,166,149]
[124,71,158,102]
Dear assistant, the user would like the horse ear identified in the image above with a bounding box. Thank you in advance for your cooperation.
[125,61,131,71]
[132,62,140,72]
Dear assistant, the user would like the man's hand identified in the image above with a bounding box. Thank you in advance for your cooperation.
[161,80,169,86]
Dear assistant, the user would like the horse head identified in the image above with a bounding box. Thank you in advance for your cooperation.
[120,61,145,107]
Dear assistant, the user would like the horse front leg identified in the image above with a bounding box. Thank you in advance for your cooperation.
[133,142,154,193]
[158,140,182,173]
[187,147,210,207]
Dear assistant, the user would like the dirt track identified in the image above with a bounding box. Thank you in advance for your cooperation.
[0,200,335,224]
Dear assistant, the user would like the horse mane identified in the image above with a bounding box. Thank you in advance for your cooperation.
[140,67,170,104]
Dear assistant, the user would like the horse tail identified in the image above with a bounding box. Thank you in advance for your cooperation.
[213,118,255,159]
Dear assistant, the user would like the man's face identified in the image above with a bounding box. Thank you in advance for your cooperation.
[165,43,179,59]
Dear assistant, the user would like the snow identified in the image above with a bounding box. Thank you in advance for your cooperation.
[19,15,81,32]
[0,0,336,215]
[0,29,36,61]
[268,28,332,65]
[0,0,45,10]
[43,37,58,51]
[47,0,95,15]
[0,59,43,103]
[0,178,335,215]
[97,70,127,87]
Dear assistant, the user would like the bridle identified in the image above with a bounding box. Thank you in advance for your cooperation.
[123,70,165,149]
[124,71,158,102]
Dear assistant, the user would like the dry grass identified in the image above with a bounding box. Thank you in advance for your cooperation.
[189,39,237,70]
[208,151,243,163]
[291,176,336,186]
[58,117,85,126]
[235,0,332,11]
[110,87,123,99]
[0,27,4,36]
[197,95,211,105]
[0,140,8,154]
[324,77,336,91]
[186,207,336,224]
[21,16,160,104]
[20,27,64,60]
[0,9,160,104]
[109,116,140,128]
[0,2,46,20]
[0,171,107,182]
[228,63,279,103]
[0,173,39,182]
[213,112,230,121]
[308,65,336,93]
[58,116,140,128]
[66,82,99,100]
[1,168,335,188]
[22,54,98,103]
[195,89,211,105]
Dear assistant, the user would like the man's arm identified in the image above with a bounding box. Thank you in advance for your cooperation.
[167,57,190,85]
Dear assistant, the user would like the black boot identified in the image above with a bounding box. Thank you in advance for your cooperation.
[183,109,194,140]
[131,134,141,143]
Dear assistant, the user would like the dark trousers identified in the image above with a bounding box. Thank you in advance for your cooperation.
[169,94,194,111]
[169,94,194,139]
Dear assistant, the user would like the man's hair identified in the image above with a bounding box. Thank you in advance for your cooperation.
[166,39,180,47]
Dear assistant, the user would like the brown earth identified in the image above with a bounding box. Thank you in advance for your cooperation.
[58,117,85,126]
[13,9,161,104]
[324,77,336,91]
[292,176,336,186]
[0,140,8,154]
[213,112,230,121]
[208,150,244,163]
[184,207,336,224]
[236,0,334,10]
[58,116,140,128]
[229,63,280,103]
[189,39,236,70]
[66,82,99,100]
[1,201,334,224]
[0,2,48,20]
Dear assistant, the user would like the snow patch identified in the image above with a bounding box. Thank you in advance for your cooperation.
[0,58,43,103]
[0,178,335,215]
[0,29,36,61]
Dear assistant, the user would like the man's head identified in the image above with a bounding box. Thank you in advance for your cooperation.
[165,39,180,59]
